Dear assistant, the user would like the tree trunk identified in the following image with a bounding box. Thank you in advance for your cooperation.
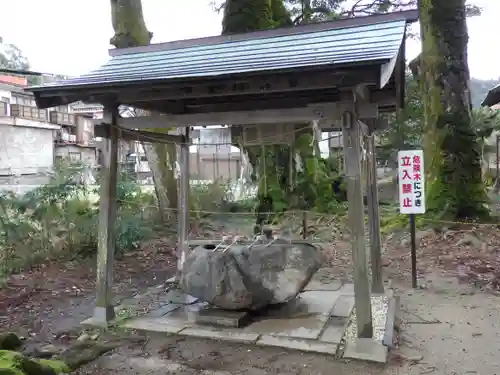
[142,142,177,221]
[419,0,488,219]
[222,0,335,231]
[222,0,273,34]
[109,0,178,222]
[223,0,286,232]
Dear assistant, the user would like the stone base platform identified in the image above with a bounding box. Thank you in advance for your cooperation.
[85,270,397,363]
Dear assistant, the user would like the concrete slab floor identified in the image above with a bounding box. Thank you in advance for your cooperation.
[146,303,182,318]
[123,317,187,334]
[303,279,343,292]
[113,277,393,363]
[257,335,339,355]
[331,295,355,318]
[319,316,350,344]
[122,288,355,355]
[244,290,340,340]
[343,338,389,363]
[179,326,260,344]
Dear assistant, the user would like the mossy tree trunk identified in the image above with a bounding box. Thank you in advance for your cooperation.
[223,0,289,230]
[109,0,178,222]
[222,0,334,231]
[222,0,274,33]
[419,0,489,220]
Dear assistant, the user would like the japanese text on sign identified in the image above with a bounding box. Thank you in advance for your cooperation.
[398,150,426,214]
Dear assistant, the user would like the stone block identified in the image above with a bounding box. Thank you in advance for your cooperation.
[193,307,250,328]
[180,242,322,310]
[245,291,338,340]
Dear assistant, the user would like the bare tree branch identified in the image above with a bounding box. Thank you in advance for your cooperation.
[337,0,480,18]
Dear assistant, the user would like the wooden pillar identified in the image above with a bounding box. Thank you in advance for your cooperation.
[288,143,294,192]
[341,110,373,338]
[365,121,384,294]
[178,126,190,275]
[496,135,500,193]
[94,106,119,325]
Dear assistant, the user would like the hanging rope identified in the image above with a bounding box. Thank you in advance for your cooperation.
[257,127,268,194]
[261,144,268,193]
[310,120,321,183]
[288,141,294,192]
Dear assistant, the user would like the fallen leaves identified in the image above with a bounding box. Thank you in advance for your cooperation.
[0,237,177,346]
[384,225,500,291]
[306,216,500,292]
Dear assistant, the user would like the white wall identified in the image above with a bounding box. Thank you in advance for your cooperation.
[0,88,12,103]
[0,89,13,116]
[55,144,97,166]
[0,118,59,175]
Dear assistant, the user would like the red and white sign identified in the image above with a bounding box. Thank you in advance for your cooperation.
[398,150,426,214]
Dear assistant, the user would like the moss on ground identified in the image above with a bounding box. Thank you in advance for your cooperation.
[0,350,70,375]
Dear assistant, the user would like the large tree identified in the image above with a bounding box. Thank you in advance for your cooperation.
[416,0,488,219]
[379,74,500,183]
[326,0,487,220]
[0,38,30,71]
[109,0,178,222]
[377,74,424,167]
[0,37,42,85]
[222,0,337,231]
[222,0,291,225]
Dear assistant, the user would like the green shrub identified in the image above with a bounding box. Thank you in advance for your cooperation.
[0,161,158,278]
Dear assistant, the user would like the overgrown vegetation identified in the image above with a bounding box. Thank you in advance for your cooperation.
[0,161,157,279]
[0,160,277,280]
[0,155,344,280]
[189,179,256,216]
[379,73,500,167]
[221,0,348,233]
[378,70,500,230]
[2,0,498,281]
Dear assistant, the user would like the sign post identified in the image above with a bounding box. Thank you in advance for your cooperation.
[397,150,425,288]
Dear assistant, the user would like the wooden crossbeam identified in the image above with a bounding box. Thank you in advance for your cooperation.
[92,101,359,129]
[115,68,379,104]
[94,123,185,143]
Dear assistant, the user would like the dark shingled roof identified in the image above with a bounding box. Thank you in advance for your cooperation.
[28,10,418,109]
[482,84,500,107]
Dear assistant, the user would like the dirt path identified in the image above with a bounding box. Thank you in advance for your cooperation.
[394,275,500,375]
